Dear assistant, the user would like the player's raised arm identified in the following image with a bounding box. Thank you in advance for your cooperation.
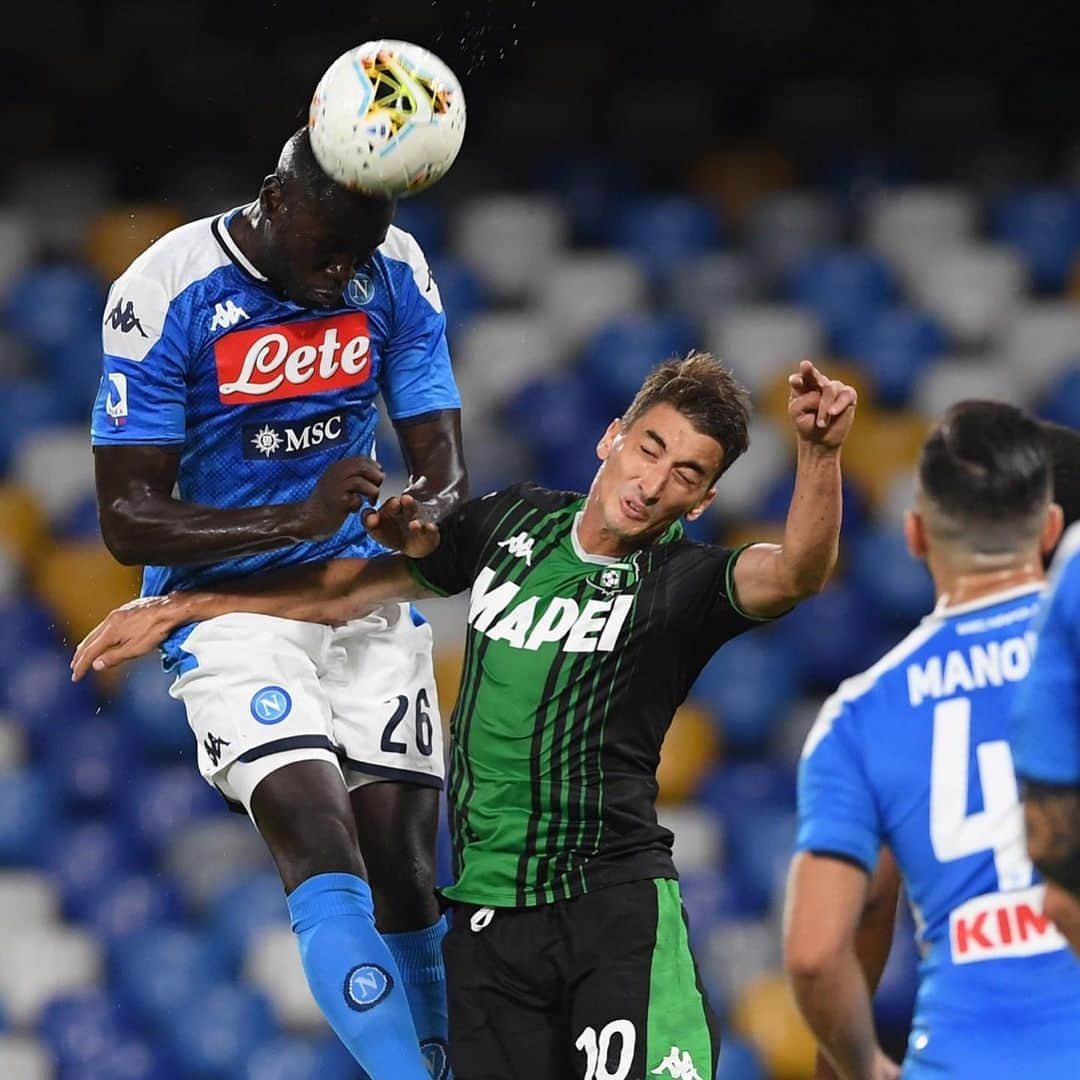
[731,361,856,618]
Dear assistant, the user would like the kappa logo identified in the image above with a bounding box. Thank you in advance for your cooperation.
[497,532,535,566]
[652,1046,703,1079]
[209,300,249,332]
[105,298,147,338]
[344,963,393,1012]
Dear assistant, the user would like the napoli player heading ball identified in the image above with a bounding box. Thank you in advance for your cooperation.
[90,128,466,1077]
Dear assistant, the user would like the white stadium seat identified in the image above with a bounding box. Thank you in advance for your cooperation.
[864,187,978,281]
[913,356,1027,418]
[244,923,324,1031]
[709,420,791,519]
[10,427,96,526]
[163,817,271,913]
[0,212,35,302]
[1004,302,1080,398]
[0,871,60,929]
[707,305,824,393]
[450,194,570,302]
[0,926,103,1025]
[703,919,781,1005]
[669,253,761,326]
[536,253,648,354]
[0,714,27,772]
[0,1035,53,1080]
[745,192,842,284]
[656,805,724,875]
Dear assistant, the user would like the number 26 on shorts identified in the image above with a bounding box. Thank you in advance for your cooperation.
[380,689,435,757]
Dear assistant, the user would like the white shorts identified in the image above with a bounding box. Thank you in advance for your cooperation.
[169,603,444,813]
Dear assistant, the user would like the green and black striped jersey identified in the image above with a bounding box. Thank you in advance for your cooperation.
[409,482,762,908]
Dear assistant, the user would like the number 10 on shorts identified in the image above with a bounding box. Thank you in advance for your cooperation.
[576,1020,636,1080]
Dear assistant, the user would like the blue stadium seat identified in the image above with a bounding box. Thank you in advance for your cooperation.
[207,871,288,968]
[62,1037,178,1080]
[814,146,921,212]
[111,658,192,762]
[0,770,62,865]
[691,632,801,751]
[532,154,643,244]
[836,306,947,407]
[849,526,936,626]
[716,1034,767,1080]
[578,312,698,415]
[1,264,104,359]
[1,645,99,752]
[54,491,103,542]
[44,819,144,920]
[608,196,725,288]
[992,188,1080,292]
[0,597,61,680]
[504,371,610,461]
[534,433,605,496]
[389,199,445,259]
[1038,365,1080,429]
[696,761,797,823]
[429,256,487,332]
[112,925,234,1033]
[122,764,223,853]
[166,983,278,1079]
[724,805,797,913]
[243,1036,361,1080]
[46,716,136,811]
[37,990,136,1074]
[45,337,106,420]
[755,470,871,540]
[787,248,895,346]
[84,872,184,946]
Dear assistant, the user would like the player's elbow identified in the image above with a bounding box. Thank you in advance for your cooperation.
[783,925,845,984]
[98,502,147,565]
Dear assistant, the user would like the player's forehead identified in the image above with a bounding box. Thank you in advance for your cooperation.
[624,402,724,471]
[287,190,394,250]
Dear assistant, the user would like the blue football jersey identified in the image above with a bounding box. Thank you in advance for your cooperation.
[797,585,1080,1074]
[90,207,459,666]
[1012,522,1080,786]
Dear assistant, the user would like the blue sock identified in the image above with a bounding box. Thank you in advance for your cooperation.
[382,916,451,1079]
[287,873,429,1079]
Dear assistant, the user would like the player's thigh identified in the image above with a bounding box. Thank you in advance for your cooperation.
[567,879,720,1080]
[168,613,339,810]
[443,905,569,1080]
[326,603,445,790]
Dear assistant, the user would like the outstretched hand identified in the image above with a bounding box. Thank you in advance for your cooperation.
[361,493,441,558]
[788,361,858,448]
[70,596,180,681]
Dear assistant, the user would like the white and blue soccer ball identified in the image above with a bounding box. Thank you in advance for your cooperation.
[308,40,466,198]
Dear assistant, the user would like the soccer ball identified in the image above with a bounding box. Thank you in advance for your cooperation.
[308,40,466,198]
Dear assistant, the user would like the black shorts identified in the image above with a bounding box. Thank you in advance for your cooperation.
[443,877,721,1080]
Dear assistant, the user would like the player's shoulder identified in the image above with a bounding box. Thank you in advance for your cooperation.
[470,481,579,519]
[374,225,442,314]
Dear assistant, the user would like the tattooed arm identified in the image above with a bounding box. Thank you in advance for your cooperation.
[1024,781,1080,895]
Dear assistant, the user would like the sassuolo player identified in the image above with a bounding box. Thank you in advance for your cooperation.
[90,127,466,1077]
[76,353,856,1079]
[786,402,1080,1080]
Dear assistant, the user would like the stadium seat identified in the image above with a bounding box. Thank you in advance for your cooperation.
[110,655,192,761]
[837,306,946,407]
[44,819,143,921]
[690,145,796,225]
[1004,302,1080,399]
[992,188,1080,292]
[840,408,929,505]
[716,1034,768,1080]
[2,645,100,750]
[668,252,760,326]
[454,313,565,419]
[692,633,801,752]
[387,199,445,260]
[2,264,104,360]
[84,872,184,946]
[166,983,278,1080]
[208,872,289,968]
[8,158,112,256]
[0,210,35,300]
[532,153,644,245]
[243,1036,360,1080]
[812,144,920,212]
[904,243,1027,346]
[122,764,223,854]
[731,973,818,1080]
[0,770,62,865]
[754,470,872,540]
[787,248,895,346]
[724,806,797,914]
[244,923,323,1031]
[83,203,187,285]
[707,305,825,393]
[0,483,47,566]
[0,548,17,604]
[863,186,977,281]
[744,192,843,286]
[503,369,610,462]
[0,925,104,1026]
[656,701,722,805]
[1039,365,1080,429]
[0,716,27,772]
[849,526,936,626]
[112,925,233,1033]
[0,381,77,473]
[702,919,781,1006]
[65,1037,177,1080]
[912,356,1025,420]
[607,196,724,289]
[0,870,60,928]
[578,312,698,415]
[536,253,648,353]
[450,193,569,302]
[11,427,98,527]
[427,256,488,335]
[655,803,723,874]
[37,989,136,1074]
[163,817,269,913]
[46,716,135,811]
[0,1035,52,1080]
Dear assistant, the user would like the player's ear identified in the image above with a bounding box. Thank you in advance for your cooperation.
[259,175,285,216]
[596,419,621,463]
[1041,501,1065,559]
[904,509,928,560]
[685,486,718,521]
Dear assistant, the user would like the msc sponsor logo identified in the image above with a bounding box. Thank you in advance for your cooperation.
[950,884,1066,964]
[250,686,292,725]
[214,312,372,404]
[468,567,632,653]
[344,963,393,1012]
[243,410,347,460]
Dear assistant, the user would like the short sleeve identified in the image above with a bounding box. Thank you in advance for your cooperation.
[1012,550,1080,786]
[409,489,512,597]
[692,545,774,652]
[379,233,461,423]
[796,694,882,874]
[91,272,188,445]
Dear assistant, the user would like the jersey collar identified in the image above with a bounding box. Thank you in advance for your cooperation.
[212,204,269,282]
[569,510,684,565]
[931,582,1046,619]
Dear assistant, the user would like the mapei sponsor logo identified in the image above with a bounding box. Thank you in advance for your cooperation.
[214,312,372,404]
[209,299,249,331]
[468,567,632,653]
[243,409,347,460]
[950,885,1066,963]
[652,1046,703,1079]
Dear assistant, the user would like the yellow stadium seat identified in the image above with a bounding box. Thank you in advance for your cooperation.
[757,361,875,431]
[842,409,930,506]
[731,972,818,1080]
[84,204,186,284]
[691,145,797,225]
[0,485,48,567]
[32,542,141,648]
[657,701,721,804]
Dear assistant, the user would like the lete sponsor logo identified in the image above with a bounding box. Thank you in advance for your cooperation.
[214,312,372,404]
